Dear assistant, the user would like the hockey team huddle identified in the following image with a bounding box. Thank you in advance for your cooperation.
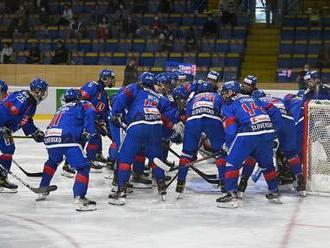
[0,68,329,211]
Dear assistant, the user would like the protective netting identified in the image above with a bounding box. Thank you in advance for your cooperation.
[305,100,330,194]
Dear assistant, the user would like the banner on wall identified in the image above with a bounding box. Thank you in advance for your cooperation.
[55,88,120,110]
[165,61,196,76]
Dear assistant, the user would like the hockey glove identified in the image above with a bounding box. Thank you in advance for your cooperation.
[81,131,92,142]
[97,121,108,136]
[32,129,45,143]
[110,113,123,128]
[0,127,11,139]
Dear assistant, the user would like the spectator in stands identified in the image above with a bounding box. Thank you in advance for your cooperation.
[15,4,27,19]
[0,42,14,64]
[13,17,30,39]
[39,6,49,26]
[58,4,73,26]
[51,40,68,64]
[185,27,197,52]
[96,15,110,39]
[202,15,218,37]
[149,15,161,37]
[219,0,238,26]
[123,58,138,86]
[26,43,41,64]
[159,25,174,52]
[91,3,103,24]
[159,0,172,13]
[133,0,147,14]
[318,42,330,70]
[296,64,310,90]
[70,16,83,39]
[113,3,129,26]
[122,16,138,38]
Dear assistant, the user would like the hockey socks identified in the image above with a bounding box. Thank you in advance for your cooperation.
[40,160,58,188]
[73,167,90,198]
[150,162,165,181]
[241,158,256,178]
[262,168,279,192]
[216,157,226,182]
[117,162,131,187]
[287,155,303,176]
[132,153,145,174]
[0,154,13,172]
[178,157,193,181]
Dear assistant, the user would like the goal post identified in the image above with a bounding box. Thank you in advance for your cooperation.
[304,100,330,195]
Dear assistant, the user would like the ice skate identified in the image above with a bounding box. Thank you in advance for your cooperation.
[216,192,239,208]
[36,192,49,201]
[131,172,152,189]
[266,191,283,204]
[175,180,185,199]
[0,175,18,193]
[104,159,115,179]
[74,196,97,211]
[296,174,307,197]
[156,179,166,201]
[90,160,103,173]
[61,162,75,178]
[108,187,126,205]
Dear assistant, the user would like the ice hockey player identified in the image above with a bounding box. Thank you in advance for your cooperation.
[240,75,258,96]
[38,88,97,211]
[0,78,48,193]
[108,72,179,205]
[175,80,226,199]
[303,70,330,162]
[250,90,306,196]
[303,71,330,101]
[0,80,8,101]
[217,81,280,208]
[79,68,115,172]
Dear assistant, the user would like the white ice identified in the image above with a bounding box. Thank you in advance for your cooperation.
[1,121,330,248]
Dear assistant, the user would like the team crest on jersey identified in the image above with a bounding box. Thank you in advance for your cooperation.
[96,102,105,112]
[193,101,213,109]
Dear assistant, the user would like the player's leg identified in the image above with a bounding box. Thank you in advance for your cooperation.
[175,119,201,198]
[204,119,226,192]
[109,125,142,205]
[216,136,251,208]
[37,148,64,200]
[145,124,166,199]
[86,133,103,172]
[0,137,17,193]
[237,157,256,196]
[131,149,152,188]
[255,134,282,203]
[65,146,96,211]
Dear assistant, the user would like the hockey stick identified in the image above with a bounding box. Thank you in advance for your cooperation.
[154,158,219,184]
[12,159,43,177]
[163,142,218,179]
[165,172,178,189]
[0,164,57,194]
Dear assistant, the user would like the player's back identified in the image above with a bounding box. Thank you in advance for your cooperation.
[229,94,274,133]
[46,100,94,144]
[186,92,222,119]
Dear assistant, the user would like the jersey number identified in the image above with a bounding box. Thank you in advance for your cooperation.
[96,102,105,112]
[52,112,63,126]
[241,102,258,116]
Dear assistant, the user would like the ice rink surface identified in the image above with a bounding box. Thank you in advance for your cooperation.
[1,121,330,248]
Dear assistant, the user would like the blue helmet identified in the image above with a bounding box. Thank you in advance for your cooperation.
[30,78,48,91]
[304,70,320,81]
[139,72,155,87]
[251,90,266,99]
[196,80,216,93]
[100,68,115,81]
[243,75,257,86]
[0,80,8,92]
[221,81,241,94]
[155,73,171,86]
[176,71,187,81]
[63,88,81,103]
[207,71,221,81]
[172,86,187,100]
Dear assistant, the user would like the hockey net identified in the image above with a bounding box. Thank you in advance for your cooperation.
[304,100,330,195]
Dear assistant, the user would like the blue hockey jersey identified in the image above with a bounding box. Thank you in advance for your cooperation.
[283,94,304,125]
[80,80,109,121]
[44,100,96,147]
[0,90,39,135]
[112,83,179,129]
[222,94,274,146]
[185,92,223,121]
[303,84,330,101]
